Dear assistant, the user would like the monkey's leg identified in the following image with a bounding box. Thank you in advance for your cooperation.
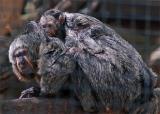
[71,70,98,112]
[19,86,40,99]
[127,88,160,114]
[40,74,69,96]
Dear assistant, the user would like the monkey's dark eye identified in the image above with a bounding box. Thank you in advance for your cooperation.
[42,25,47,28]
[47,24,52,28]
[15,51,27,57]
[76,22,83,27]
[54,12,61,19]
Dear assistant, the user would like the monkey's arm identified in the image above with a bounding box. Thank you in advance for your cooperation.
[38,47,72,96]
[40,74,69,96]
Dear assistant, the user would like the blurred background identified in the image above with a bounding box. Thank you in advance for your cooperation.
[0,0,160,100]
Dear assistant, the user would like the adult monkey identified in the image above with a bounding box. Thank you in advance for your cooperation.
[38,36,160,114]
[39,9,158,113]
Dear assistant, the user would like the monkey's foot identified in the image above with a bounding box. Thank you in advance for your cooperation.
[80,99,98,112]
[19,87,40,99]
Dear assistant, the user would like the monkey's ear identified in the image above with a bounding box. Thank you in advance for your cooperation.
[58,14,65,24]
[25,21,39,33]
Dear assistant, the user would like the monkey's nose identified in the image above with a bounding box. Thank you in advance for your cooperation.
[18,59,26,67]
[37,70,42,75]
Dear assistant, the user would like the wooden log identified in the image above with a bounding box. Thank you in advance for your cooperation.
[0,95,160,114]
[0,98,109,114]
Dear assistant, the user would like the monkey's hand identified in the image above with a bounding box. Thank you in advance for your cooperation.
[19,86,40,99]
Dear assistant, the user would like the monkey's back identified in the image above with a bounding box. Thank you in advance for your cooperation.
[65,13,157,111]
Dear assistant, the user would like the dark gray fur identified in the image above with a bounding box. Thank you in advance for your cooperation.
[38,10,158,113]
[38,38,97,112]
[9,21,44,67]
[8,21,45,98]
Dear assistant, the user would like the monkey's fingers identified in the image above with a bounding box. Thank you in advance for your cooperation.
[19,93,31,99]
[19,90,33,99]
[19,87,40,99]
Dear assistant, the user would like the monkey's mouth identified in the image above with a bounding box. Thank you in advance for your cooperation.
[46,28,58,37]
[19,66,36,80]
[22,72,36,80]
[47,30,55,37]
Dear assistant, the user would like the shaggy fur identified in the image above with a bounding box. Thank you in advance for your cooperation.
[38,9,158,113]
[38,38,97,112]
[9,21,44,82]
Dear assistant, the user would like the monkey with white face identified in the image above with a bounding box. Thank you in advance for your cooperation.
[8,21,45,98]
[9,35,39,82]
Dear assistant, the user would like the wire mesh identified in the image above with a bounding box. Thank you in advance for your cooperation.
[96,0,160,62]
